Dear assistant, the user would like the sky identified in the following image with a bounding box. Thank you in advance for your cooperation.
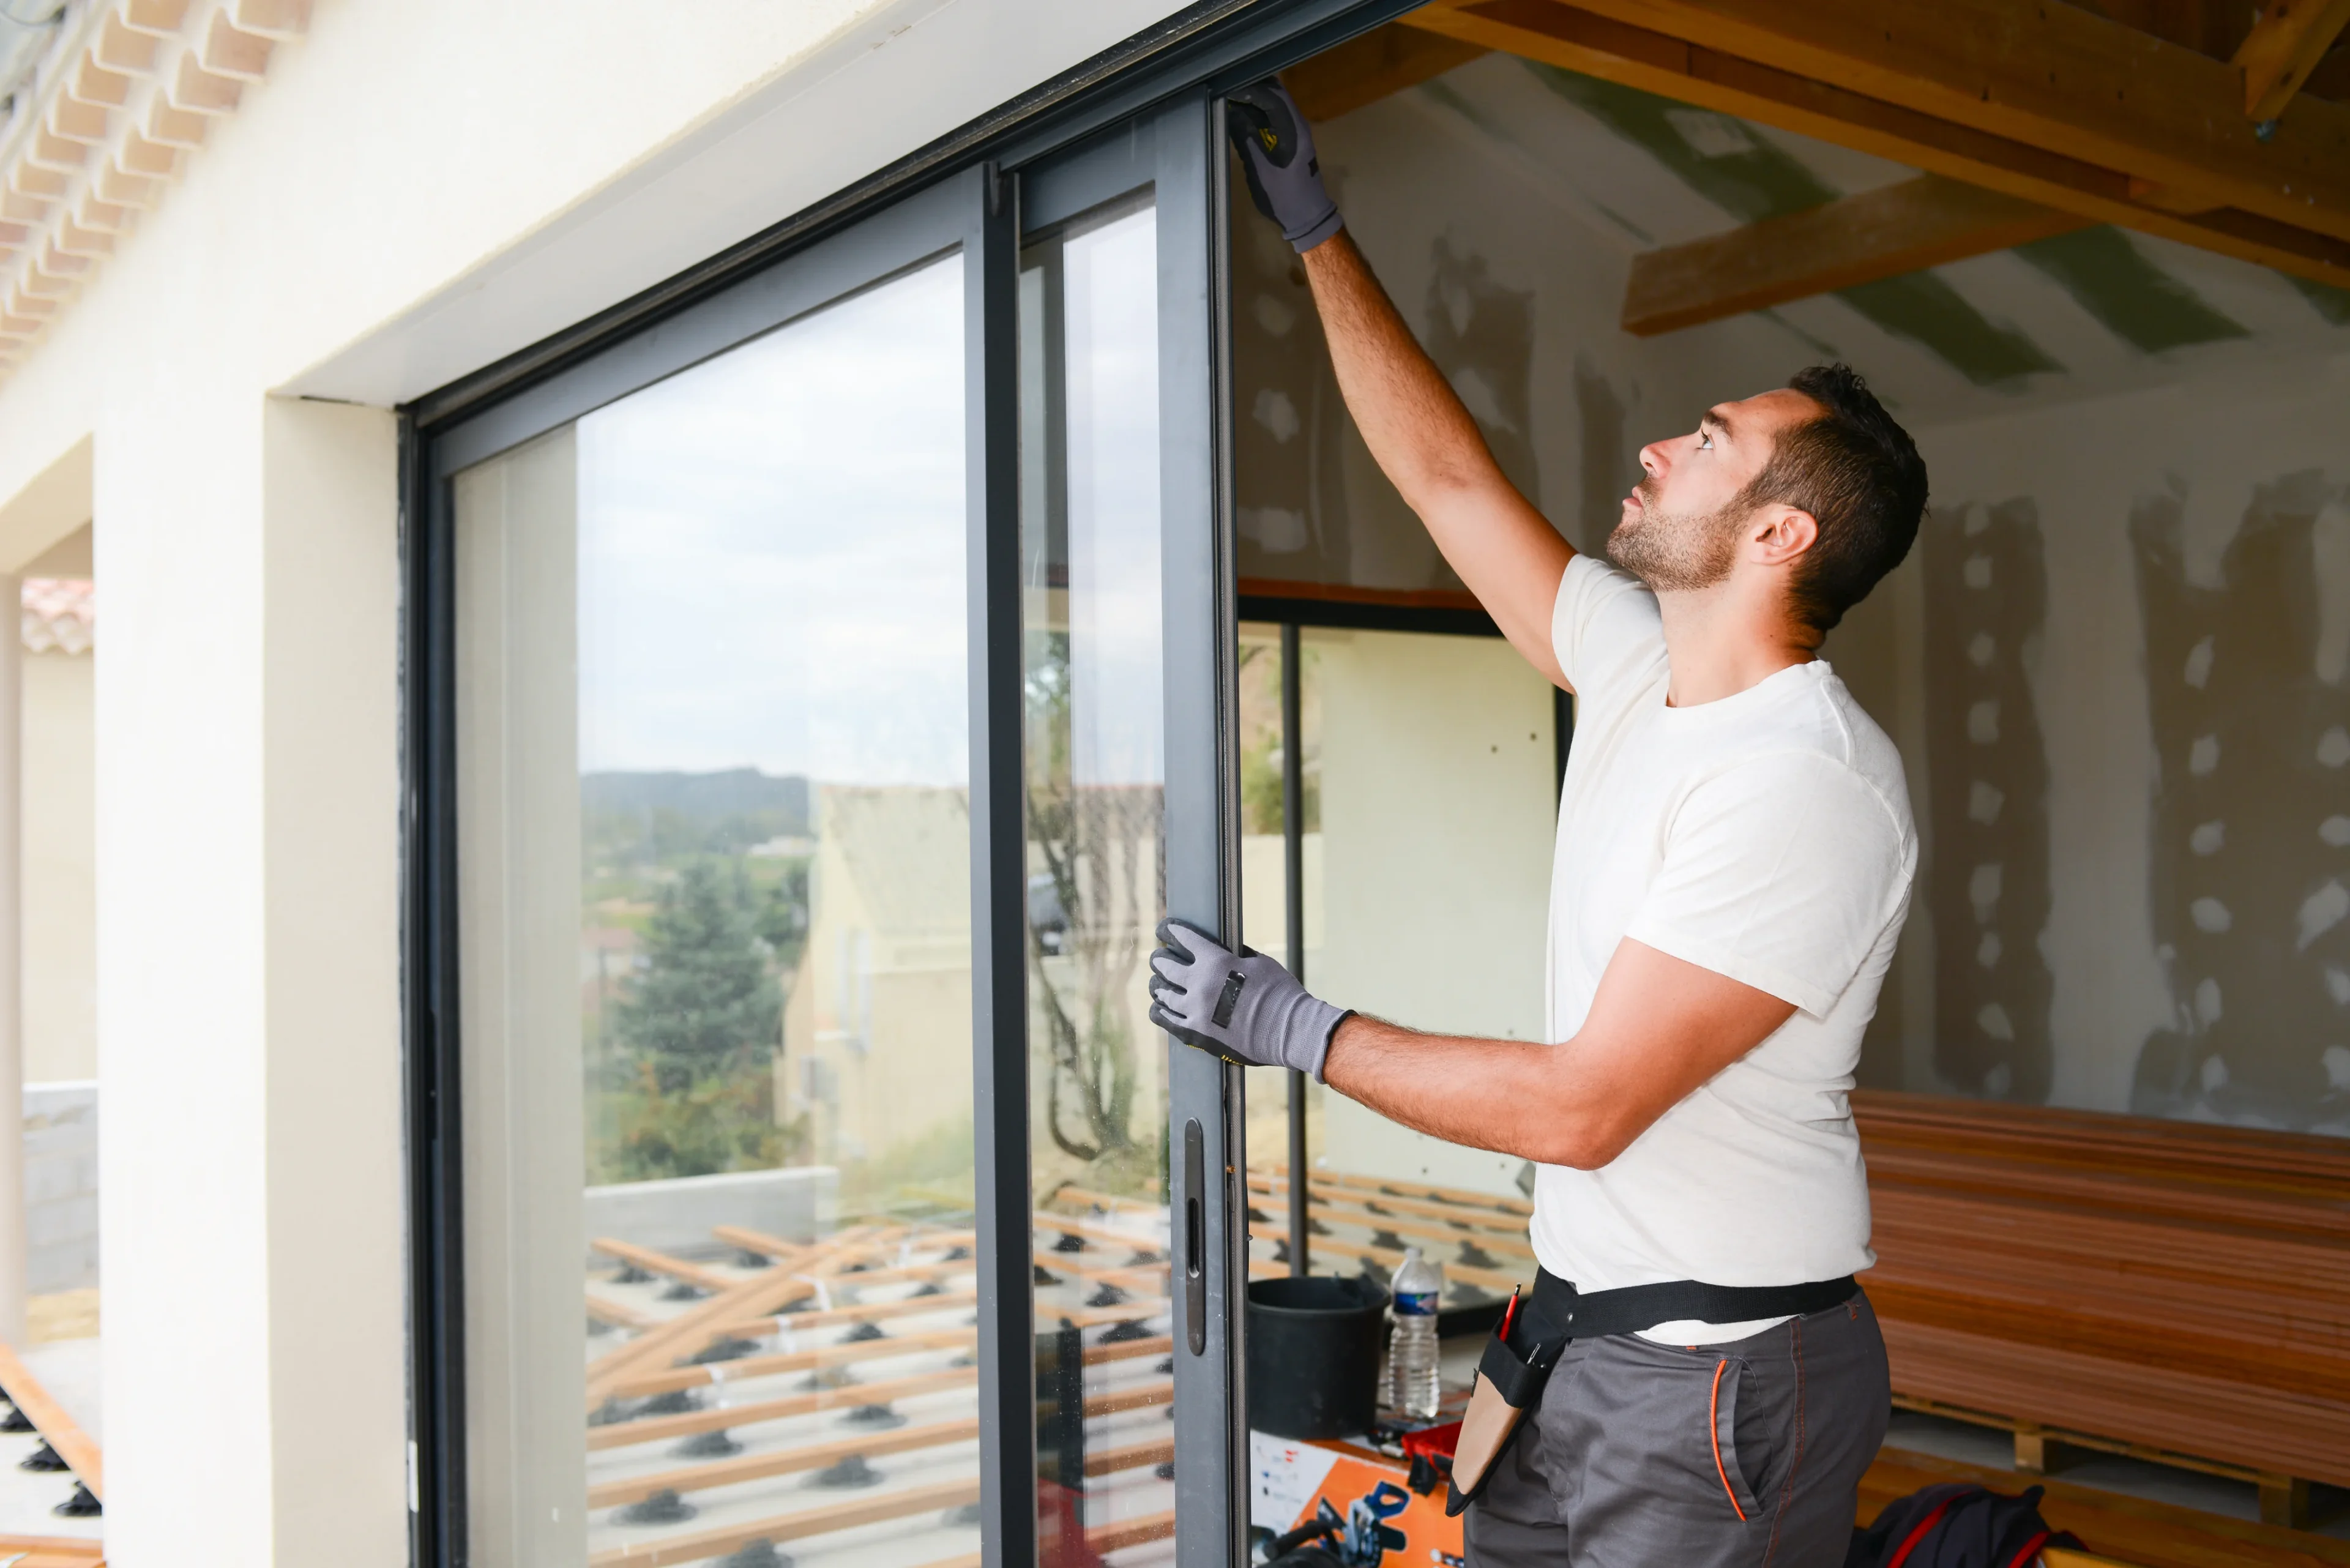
[573,253,971,786]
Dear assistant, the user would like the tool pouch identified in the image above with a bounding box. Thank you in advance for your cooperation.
[1439,1269,1857,1518]
[1442,1318,1562,1517]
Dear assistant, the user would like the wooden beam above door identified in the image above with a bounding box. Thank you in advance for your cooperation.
[1398,0,2350,290]
[1621,174,2089,335]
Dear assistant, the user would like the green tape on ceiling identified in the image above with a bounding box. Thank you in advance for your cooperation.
[2287,275,2350,326]
[2013,228,2247,353]
[1524,64,1833,222]
[1420,78,1660,244]
[1833,275,2061,385]
[1526,65,2059,385]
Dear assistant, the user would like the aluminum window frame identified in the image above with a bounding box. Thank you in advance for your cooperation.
[400,5,1428,1564]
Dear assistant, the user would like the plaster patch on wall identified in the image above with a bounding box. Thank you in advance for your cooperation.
[1424,236,1541,509]
[2130,477,2350,1131]
[1231,163,1553,590]
[1229,184,1355,584]
[1923,501,2056,1100]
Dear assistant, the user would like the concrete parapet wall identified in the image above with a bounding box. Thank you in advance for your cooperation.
[24,1081,97,1296]
[583,1165,837,1264]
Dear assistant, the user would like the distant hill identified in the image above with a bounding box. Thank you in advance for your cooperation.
[583,769,810,838]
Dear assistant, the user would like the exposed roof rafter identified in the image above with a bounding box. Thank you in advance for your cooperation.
[1401,0,2350,292]
[2236,0,2350,122]
[1621,174,2090,336]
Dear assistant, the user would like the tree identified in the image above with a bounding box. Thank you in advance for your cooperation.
[1025,629,1159,1173]
[604,859,785,1179]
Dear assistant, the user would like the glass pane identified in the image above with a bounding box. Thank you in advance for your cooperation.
[1236,625,1322,1242]
[456,253,990,1568]
[1020,198,1177,1568]
[1245,627,1552,1313]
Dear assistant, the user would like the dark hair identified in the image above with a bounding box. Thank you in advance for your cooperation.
[1736,364,1927,634]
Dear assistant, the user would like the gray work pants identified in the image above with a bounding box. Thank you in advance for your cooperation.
[1464,1290,1890,1568]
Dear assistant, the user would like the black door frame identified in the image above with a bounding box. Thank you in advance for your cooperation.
[399,4,1428,1564]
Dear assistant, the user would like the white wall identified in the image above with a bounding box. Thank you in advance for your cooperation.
[1311,630,1556,1199]
[0,0,1198,1558]
[23,647,94,1085]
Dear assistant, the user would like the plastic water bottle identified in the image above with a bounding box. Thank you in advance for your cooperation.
[1386,1247,1444,1420]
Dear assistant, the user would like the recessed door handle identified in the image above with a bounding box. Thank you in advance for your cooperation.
[1183,1117,1206,1356]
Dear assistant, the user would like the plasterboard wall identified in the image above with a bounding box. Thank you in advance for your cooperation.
[0,0,1206,1557]
[1882,357,2350,1130]
[1234,56,2350,1134]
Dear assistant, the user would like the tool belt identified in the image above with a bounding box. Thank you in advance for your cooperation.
[1444,1268,1859,1517]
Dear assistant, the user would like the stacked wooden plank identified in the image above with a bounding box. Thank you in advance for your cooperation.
[1854,1089,2350,1527]
[1861,1447,2350,1568]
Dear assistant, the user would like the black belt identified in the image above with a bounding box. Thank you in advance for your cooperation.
[1477,1269,1859,1406]
[1527,1267,1857,1340]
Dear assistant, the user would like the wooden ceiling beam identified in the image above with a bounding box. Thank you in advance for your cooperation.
[1535,0,2350,243]
[1283,20,1487,122]
[1621,174,2091,335]
[2236,0,2350,121]
[1400,1,2350,289]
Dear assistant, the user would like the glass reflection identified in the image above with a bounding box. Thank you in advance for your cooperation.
[458,253,993,1568]
[1239,625,1551,1310]
[1020,200,1178,1568]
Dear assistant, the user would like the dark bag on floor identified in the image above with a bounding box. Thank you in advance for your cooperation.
[1846,1481,2082,1568]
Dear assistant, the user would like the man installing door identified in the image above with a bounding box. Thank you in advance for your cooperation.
[1149,83,1926,1566]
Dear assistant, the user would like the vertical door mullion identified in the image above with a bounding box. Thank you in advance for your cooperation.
[1282,621,1309,1278]
[1158,90,1247,1568]
[966,158,1039,1568]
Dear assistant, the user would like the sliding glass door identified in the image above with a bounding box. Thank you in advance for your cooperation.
[1016,97,1244,1568]
[411,95,1242,1568]
[438,180,1002,1568]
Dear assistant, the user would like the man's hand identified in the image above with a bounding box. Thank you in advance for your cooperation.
[1147,918,1352,1079]
[1226,80,1344,253]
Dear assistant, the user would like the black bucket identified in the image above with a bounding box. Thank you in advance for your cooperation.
[1245,1274,1391,1439]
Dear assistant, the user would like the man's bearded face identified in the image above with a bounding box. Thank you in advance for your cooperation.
[1606,474,1744,592]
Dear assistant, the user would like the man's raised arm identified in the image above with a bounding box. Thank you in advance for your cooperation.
[1229,80,1576,689]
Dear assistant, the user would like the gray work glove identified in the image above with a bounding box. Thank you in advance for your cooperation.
[1226,80,1343,253]
[1148,917,1352,1080]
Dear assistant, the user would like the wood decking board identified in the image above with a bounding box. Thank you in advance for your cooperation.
[1246,1171,1534,1238]
[591,1382,1171,1507]
[586,1334,1173,1452]
[588,1429,1173,1567]
[0,1537,104,1564]
[0,1343,101,1503]
[1244,1173,1540,1256]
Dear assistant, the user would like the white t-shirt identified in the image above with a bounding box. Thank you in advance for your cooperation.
[1531,556,1916,1343]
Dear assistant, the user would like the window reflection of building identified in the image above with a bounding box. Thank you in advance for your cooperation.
[783,784,975,1187]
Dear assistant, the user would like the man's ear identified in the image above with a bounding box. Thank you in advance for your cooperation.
[1750,505,1818,566]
